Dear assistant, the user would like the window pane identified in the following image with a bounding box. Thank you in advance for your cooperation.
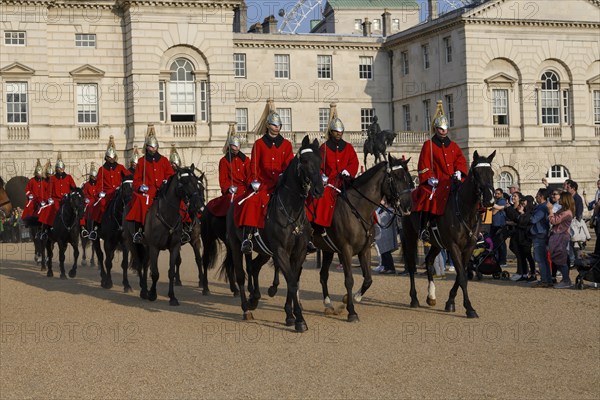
[359,56,373,80]
[317,55,332,79]
[276,108,292,131]
[319,108,330,132]
[360,108,374,131]
[275,55,290,79]
[169,58,196,121]
[6,82,28,124]
[236,108,248,132]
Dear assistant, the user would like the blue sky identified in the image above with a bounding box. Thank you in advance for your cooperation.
[246,1,466,33]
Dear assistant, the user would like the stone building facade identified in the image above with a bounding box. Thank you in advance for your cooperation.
[1,0,599,199]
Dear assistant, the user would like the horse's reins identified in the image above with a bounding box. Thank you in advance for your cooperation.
[60,192,82,232]
[452,162,491,239]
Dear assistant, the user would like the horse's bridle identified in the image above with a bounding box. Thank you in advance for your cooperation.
[385,162,413,216]
[296,148,318,197]
[471,161,494,206]
[175,169,204,215]
[61,191,84,232]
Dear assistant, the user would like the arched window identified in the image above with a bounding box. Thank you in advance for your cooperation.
[170,58,196,122]
[546,165,569,184]
[541,71,560,124]
[497,171,514,193]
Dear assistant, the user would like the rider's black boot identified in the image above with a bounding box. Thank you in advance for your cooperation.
[419,212,431,243]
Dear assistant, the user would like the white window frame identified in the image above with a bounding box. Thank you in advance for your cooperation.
[562,89,570,125]
[4,31,26,46]
[317,55,332,80]
[423,99,431,130]
[402,104,411,131]
[236,108,248,132]
[276,108,292,131]
[547,165,569,184]
[401,51,409,76]
[6,82,28,124]
[593,90,600,124]
[372,19,381,31]
[422,44,430,70]
[359,56,373,80]
[541,71,560,125]
[445,94,454,127]
[169,58,196,122]
[443,37,452,63]
[199,80,208,122]
[75,33,96,48]
[492,89,508,125]
[392,19,400,31]
[159,81,166,122]
[360,108,375,131]
[274,54,290,79]
[498,171,514,193]
[77,84,98,124]
[354,19,362,31]
[233,53,246,78]
[319,108,330,132]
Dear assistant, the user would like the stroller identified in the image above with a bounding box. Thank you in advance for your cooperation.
[468,228,511,280]
[574,253,600,289]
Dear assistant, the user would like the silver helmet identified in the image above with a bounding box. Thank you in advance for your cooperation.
[33,159,43,178]
[169,144,181,168]
[55,152,65,170]
[267,112,282,127]
[89,162,98,179]
[433,115,449,130]
[329,117,344,133]
[105,135,117,160]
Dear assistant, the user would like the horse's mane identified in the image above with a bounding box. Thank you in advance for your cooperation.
[0,176,4,188]
[275,154,299,192]
[351,161,386,187]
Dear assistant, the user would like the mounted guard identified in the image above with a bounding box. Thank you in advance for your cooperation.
[412,101,467,242]
[22,159,47,226]
[128,145,139,176]
[80,162,100,238]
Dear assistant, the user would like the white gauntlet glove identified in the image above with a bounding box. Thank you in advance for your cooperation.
[453,171,462,180]
[427,177,439,187]
[139,184,149,193]
[341,169,350,177]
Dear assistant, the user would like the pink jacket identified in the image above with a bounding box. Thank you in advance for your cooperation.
[549,209,573,234]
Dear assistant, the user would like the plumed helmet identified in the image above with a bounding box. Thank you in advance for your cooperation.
[45,159,54,177]
[105,135,117,160]
[329,117,344,133]
[229,134,241,148]
[144,128,159,149]
[433,115,449,130]
[169,144,181,167]
[89,162,98,178]
[130,146,140,167]
[55,151,65,170]
[267,112,282,127]
[34,159,43,178]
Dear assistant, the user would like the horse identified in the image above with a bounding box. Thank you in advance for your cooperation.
[200,208,253,297]
[0,177,13,219]
[173,219,203,288]
[124,165,205,305]
[401,150,496,318]
[363,130,396,167]
[225,135,324,332]
[80,235,96,268]
[270,154,413,322]
[41,187,85,279]
[98,173,134,291]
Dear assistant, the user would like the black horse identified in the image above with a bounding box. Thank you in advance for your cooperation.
[125,166,205,305]
[363,130,396,167]
[401,151,496,318]
[41,187,85,279]
[98,173,134,291]
[270,155,413,322]
[225,135,324,332]
[199,209,245,296]
[173,219,204,289]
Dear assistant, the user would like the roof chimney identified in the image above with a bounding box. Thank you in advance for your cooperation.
[427,0,438,21]
[233,1,247,33]
[362,17,372,37]
[382,9,392,37]
[262,15,278,34]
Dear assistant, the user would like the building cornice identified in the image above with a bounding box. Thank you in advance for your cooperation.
[1,0,241,10]
[234,36,382,51]
[464,18,600,29]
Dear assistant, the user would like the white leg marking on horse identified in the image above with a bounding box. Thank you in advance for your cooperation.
[428,281,436,300]
[354,291,362,303]
[324,296,332,307]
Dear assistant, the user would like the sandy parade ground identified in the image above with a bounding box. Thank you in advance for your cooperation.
[1,240,599,399]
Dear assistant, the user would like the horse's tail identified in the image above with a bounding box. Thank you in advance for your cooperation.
[128,243,146,273]
[201,216,220,271]
[216,248,231,282]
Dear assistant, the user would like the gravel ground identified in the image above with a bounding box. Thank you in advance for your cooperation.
[1,241,599,400]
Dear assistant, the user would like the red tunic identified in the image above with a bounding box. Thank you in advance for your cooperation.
[126,153,174,224]
[206,151,251,217]
[90,162,129,223]
[307,139,359,227]
[38,173,77,226]
[234,134,293,228]
[81,180,100,225]
[22,177,47,220]
[411,135,467,215]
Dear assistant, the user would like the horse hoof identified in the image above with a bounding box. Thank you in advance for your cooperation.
[285,317,295,327]
[243,312,254,321]
[175,280,182,287]
[295,322,308,333]
[267,286,277,297]
[426,297,436,307]
[202,289,210,296]
[60,274,67,280]
[324,306,336,315]
[81,260,87,267]
[248,298,259,310]
[169,298,180,306]
[342,294,348,304]
[46,270,53,277]
[445,302,456,313]
[466,310,479,319]
[124,286,133,293]
[104,281,113,290]
[410,300,420,308]
[148,292,157,302]
[68,269,76,278]
[139,291,148,300]
[347,314,359,323]
[232,290,240,298]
